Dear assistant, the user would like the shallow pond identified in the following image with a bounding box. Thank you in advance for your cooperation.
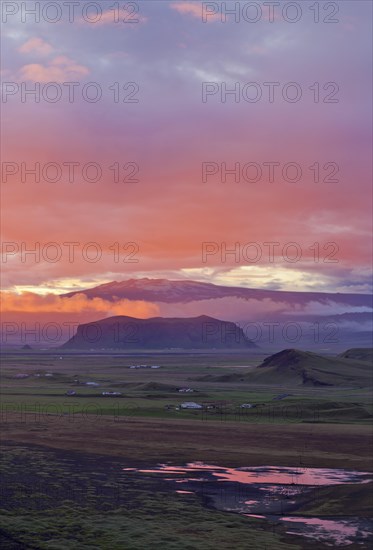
[123,463,373,546]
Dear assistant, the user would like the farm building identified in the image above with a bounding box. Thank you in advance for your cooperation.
[180,402,202,410]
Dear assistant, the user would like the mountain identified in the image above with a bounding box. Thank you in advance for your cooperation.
[60,315,255,350]
[58,279,373,352]
[246,349,373,387]
[63,278,372,307]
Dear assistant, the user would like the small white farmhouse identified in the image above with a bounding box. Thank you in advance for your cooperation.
[180,402,202,410]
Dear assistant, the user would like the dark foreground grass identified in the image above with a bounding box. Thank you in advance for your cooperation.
[0,444,317,550]
[1,415,372,548]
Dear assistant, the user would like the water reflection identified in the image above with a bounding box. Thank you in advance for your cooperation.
[125,462,370,485]
[281,516,372,546]
[122,463,372,546]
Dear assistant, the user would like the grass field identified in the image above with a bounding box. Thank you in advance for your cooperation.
[1,351,372,548]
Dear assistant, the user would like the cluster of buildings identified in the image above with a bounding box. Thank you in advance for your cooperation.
[167,401,257,411]
[179,402,202,409]
[66,390,122,397]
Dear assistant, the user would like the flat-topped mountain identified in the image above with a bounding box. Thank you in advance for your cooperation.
[61,315,255,350]
[57,279,373,352]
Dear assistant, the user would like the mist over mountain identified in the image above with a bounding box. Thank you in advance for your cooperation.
[63,278,372,307]
[3,279,371,350]
[60,278,373,351]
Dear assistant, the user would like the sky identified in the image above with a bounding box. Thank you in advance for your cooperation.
[1,0,372,325]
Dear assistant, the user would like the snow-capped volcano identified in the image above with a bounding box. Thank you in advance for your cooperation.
[62,277,372,307]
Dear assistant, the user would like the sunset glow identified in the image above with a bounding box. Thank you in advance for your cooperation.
[1,1,372,314]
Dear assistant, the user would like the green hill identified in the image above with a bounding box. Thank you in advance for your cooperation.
[246,349,372,387]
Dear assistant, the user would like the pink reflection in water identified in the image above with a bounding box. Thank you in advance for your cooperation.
[281,517,371,546]
[124,463,371,487]
[211,466,370,486]
[122,462,372,546]
[174,478,208,483]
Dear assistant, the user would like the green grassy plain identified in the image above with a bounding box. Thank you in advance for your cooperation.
[1,351,372,424]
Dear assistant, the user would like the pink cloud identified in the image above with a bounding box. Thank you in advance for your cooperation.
[170,2,210,19]
[0,292,160,345]
[18,37,54,56]
[1,291,159,317]
[1,1,371,296]
[19,56,89,83]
